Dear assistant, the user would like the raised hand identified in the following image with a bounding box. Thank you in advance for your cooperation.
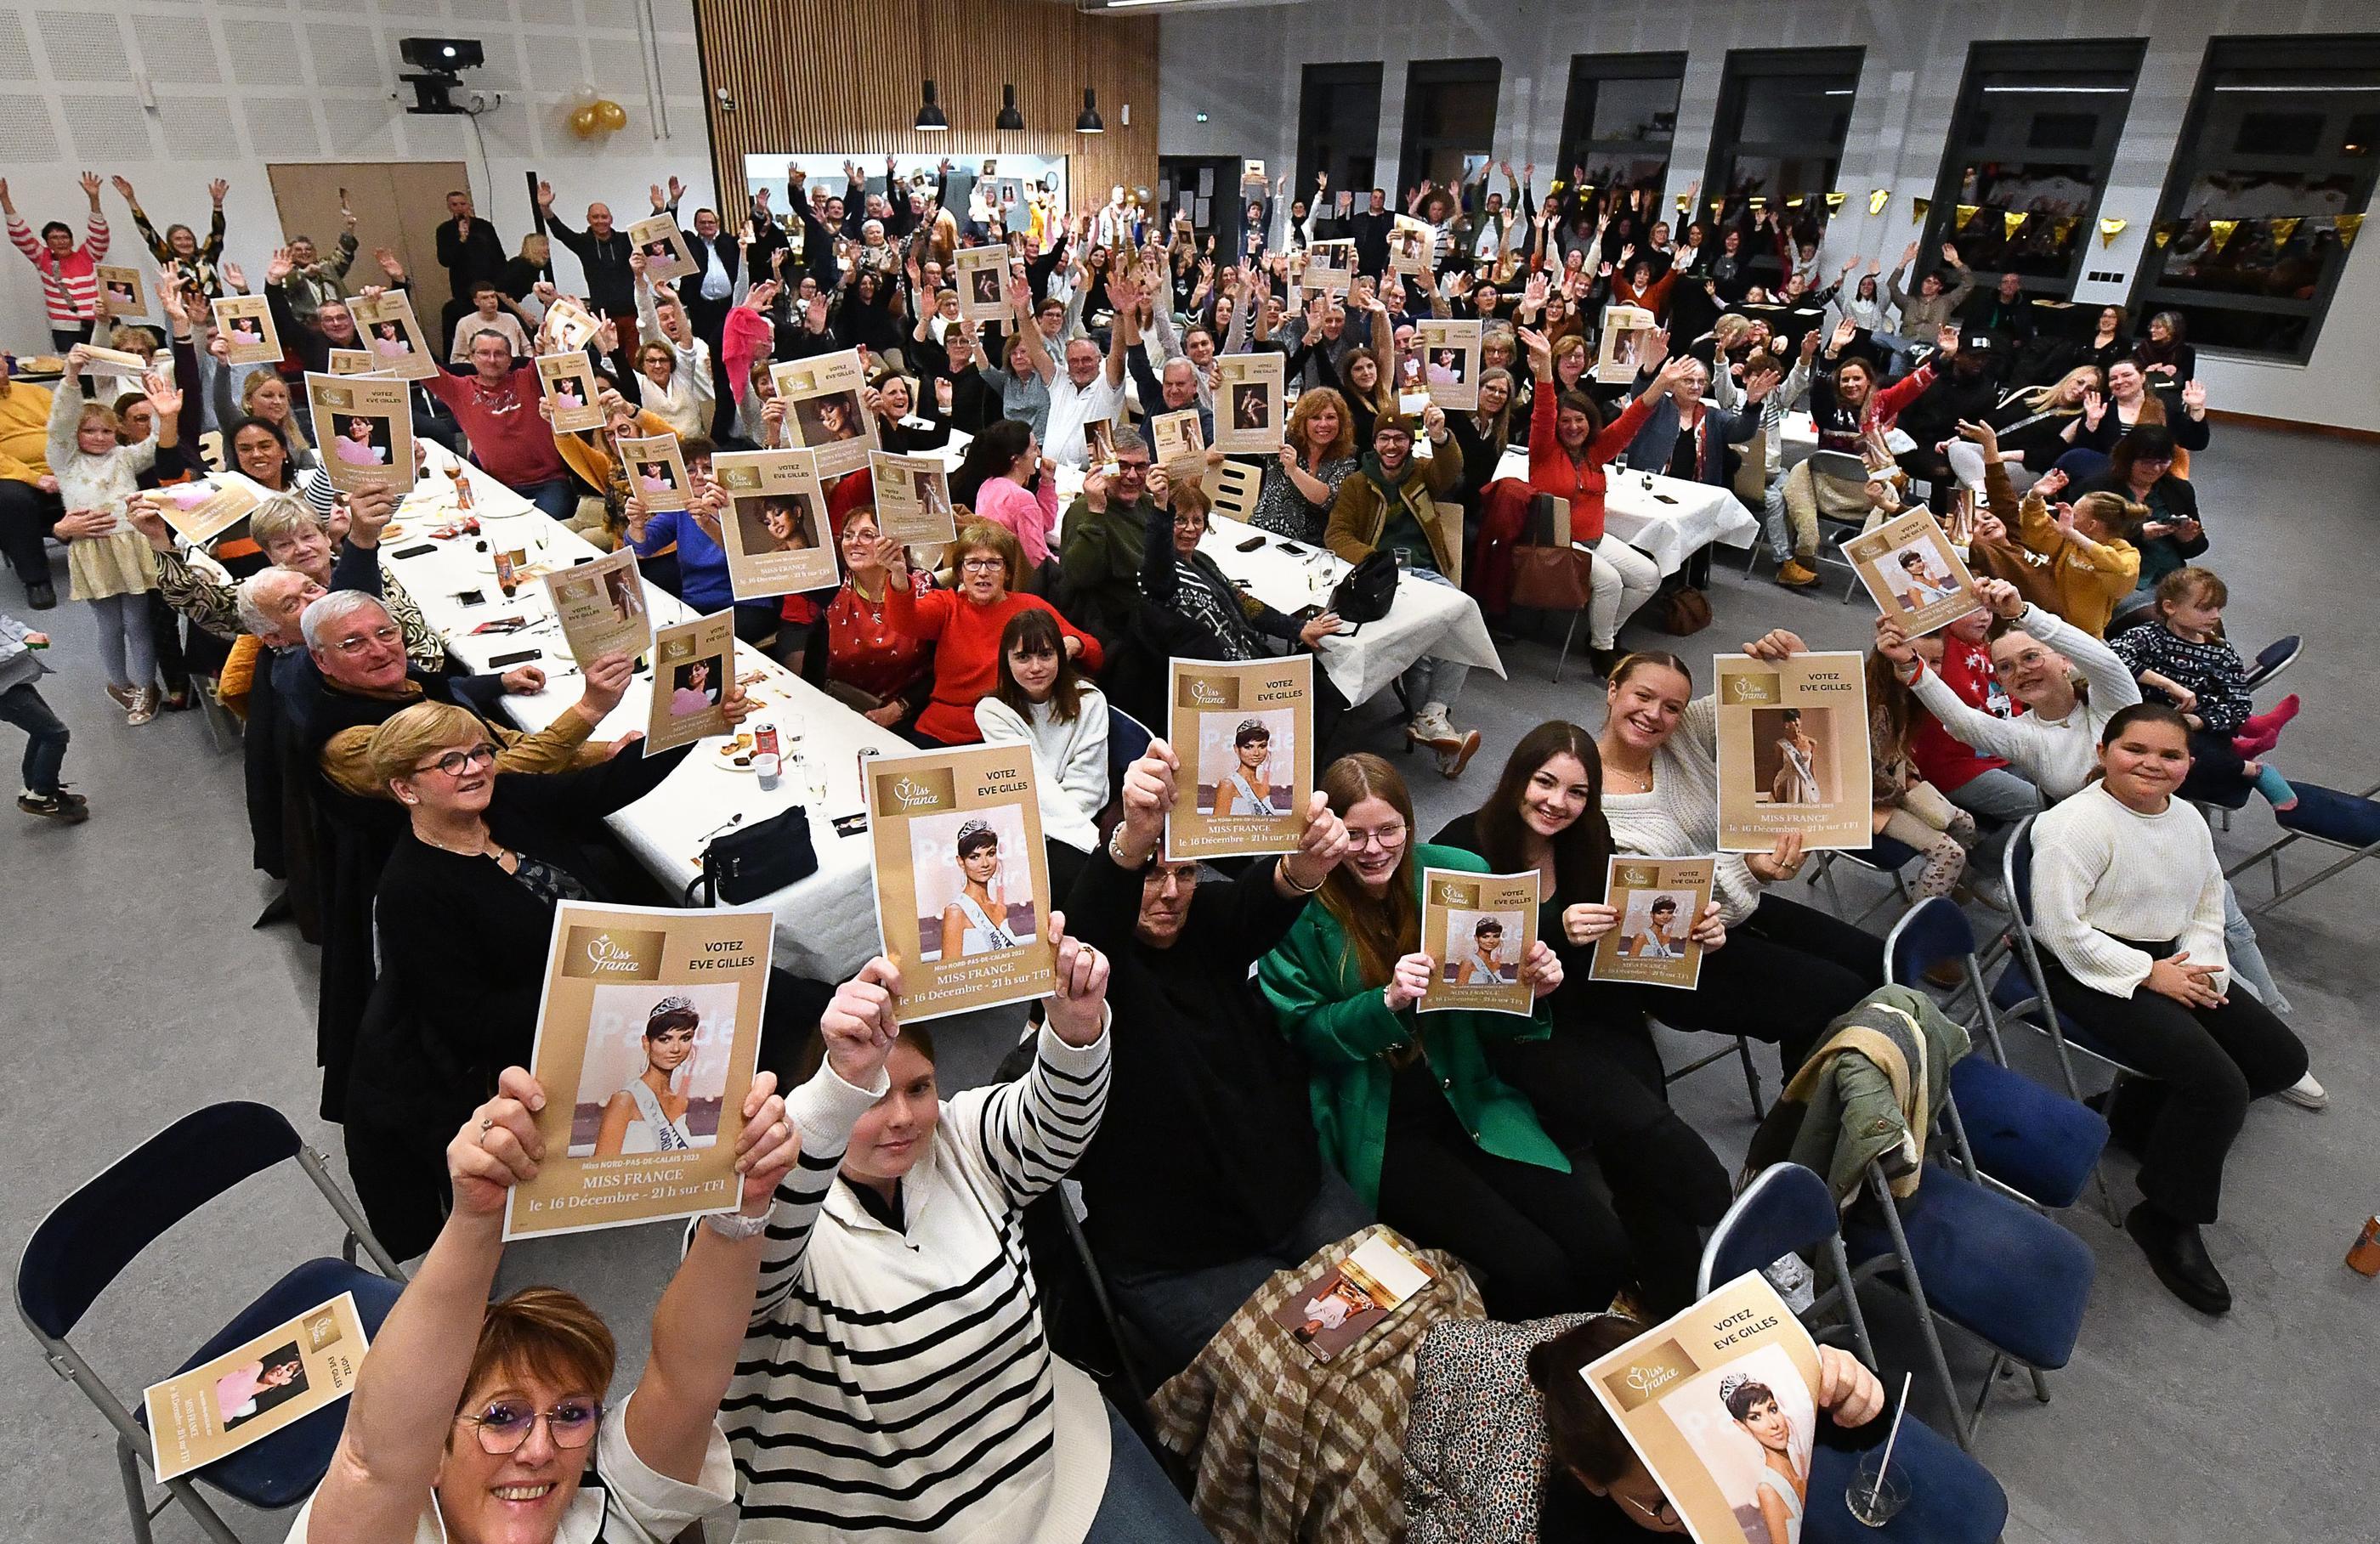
[2180,379,2207,416]
[207,178,230,206]
[2081,390,2106,429]
[448,1068,547,1218]
[77,171,102,201]
[111,174,138,203]
[1974,576,2024,618]
[536,178,555,208]
[728,1074,798,1214]
[1041,912,1111,1046]
[822,957,905,1089]
[265,246,295,285]
[220,260,247,294]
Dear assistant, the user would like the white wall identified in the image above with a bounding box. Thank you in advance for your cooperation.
[0,0,715,341]
[1159,0,2380,432]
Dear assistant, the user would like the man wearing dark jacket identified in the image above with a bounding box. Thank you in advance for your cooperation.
[676,206,742,437]
[1349,188,1393,278]
[535,179,638,329]
[434,189,507,353]
[1894,333,2003,509]
[1065,739,1365,1374]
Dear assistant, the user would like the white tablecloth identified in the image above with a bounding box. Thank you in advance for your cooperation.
[1489,447,1758,577]
[380,445,893,981]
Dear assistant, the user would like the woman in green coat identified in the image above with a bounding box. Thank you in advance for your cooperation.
[1259,752,1634,1318]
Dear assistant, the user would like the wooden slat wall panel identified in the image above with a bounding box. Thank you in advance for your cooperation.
[694,0,1160,223]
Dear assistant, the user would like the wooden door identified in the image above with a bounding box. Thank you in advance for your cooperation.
[265,161,468,330]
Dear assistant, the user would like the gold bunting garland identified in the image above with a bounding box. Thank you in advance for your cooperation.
[2098,216,2128,248]
[2152,223,2173,249]
[1826,190,1848,211]
[1911,196,1930,223]
[2267,216,2300,248]
[1954,203,1980,231]
[2207,218,2238,252]
[2003,210,2027,239]
[2337,213,2363,250]
[1868,188,1890,216]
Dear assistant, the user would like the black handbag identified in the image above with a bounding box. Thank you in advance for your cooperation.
[681,804,818,906]
[1329,548,1401,622]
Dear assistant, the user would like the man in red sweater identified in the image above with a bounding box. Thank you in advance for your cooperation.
[419,330,579,519]
[1905,603,2039,874]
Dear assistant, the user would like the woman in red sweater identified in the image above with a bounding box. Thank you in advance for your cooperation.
[880,519,1103,744]
[1518,325,1692,677]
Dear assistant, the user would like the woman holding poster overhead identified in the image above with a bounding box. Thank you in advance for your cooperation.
[1260,753,1632,1320]
[880,519,1103,745]
[1595,649,1882,1071]
[291,1066,801,1544]
[343,679,760,1257]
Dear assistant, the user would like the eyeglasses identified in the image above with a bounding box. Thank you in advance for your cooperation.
[960,556,1006,573]
[1114,459,1151,476]
[1345,821,1407,851]
[416,743,498,777]
[331,624,402,655]
[456,1398,603,1456]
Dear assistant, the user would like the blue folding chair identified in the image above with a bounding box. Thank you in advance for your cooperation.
[1697,1164,2010,1541]
[2225,774,2380,915]
[2238,633,2301,694]
[16,1102,407,1544]
[1884,898,2112,1218]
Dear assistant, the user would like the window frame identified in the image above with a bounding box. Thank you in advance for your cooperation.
[1701,47,1867,214]
[1555,52,1687,198]
[1296,61,1385,206]
[1920,38,2147,295]
[2128,34,2380,365]
[1397,56,1504,201]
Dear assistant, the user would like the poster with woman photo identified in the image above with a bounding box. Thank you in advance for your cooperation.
[326,348,381,376]
[1714,653,1871,853]
[1417,867,1540,1015]
[1165,655,1314,860]
[1302,239,1354,295]
[348,290,439,381]
[1590,857,1717,990]
[868,450,959,547]
[507,901,773,1240]
[1417,317,1482,412]
[1584,1273,1827,1544]
[953,244,1012,325]
[1150,408,1207,482]
[213,294,281,365]
[542,544,654,665]
[865,741,1057,1021]
[544,293,602,353]
[96,263,147,319]
[644,608,736,755]
[144,1293,369,1481]
[138,472,272,547]
[770,349,878,477]
[1389,214,1433,276]
[618,433,690,513]
[1842,509,1982,639]
[537,351,605,433]
[627,212,698,282]
[712,447,840,599]
[1213,352,1286,455]
[303,372,413,495]
[1596,304,1658,384]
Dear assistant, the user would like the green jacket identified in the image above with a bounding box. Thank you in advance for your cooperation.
[1748,985,1972,1207]
[1257,844,1566,1208]
[1056,494,1154,641]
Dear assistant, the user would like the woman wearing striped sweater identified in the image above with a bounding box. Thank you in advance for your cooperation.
[3,173,110,348]
[727,934,1213,1542]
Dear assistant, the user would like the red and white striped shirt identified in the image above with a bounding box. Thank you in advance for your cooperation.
[8,211,110,326]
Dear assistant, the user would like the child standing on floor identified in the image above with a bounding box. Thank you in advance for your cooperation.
[1866,648,1978,901]
[0,608,82,823]
[2112,566,2302,812]
[45,345,171,724]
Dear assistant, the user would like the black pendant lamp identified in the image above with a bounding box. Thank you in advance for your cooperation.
[1076,88,1104,134]
[996,84,1024,132]
[915,78,949,132]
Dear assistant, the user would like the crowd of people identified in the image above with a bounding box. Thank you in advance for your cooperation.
[0,151,2332,1542]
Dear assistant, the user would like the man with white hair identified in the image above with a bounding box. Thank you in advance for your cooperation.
[1043,274,1132,468]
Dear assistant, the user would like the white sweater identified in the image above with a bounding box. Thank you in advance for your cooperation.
[1603,694,1766,926]
[729,1022,1114,1543]
[48,372,156,536]
[1908,603,2139,801]
[2030,783,2228,998]
[975,687,1110,854]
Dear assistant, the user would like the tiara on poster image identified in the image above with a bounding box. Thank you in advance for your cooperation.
[955,817,997,850]
[1233,718,1269,745]
[648,994,699,1032]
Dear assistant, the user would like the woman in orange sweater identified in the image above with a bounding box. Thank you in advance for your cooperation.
[879,519,1104,745]
[1517,325,1692,677]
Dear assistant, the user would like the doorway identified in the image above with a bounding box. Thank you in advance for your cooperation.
[266,161,472,340]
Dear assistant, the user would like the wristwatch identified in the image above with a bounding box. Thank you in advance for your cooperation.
[702,1207,771,1241]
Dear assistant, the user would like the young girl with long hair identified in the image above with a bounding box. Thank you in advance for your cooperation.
[974,606,1108,895]
[48,350,170,722]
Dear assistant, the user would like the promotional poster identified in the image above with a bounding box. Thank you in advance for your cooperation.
[1590,857,1717,990]
[1214,352,1286,455]
[144,1293,369,1481]
[537,351,605,433]
[1418,867,1541,1015]
[212,294,281,365]
[1843,509,1983,638]
[868,450,959,547]
[628,212,698,282]
[142,472,270,547]
[619,433,691,514]
[1164,655,1313,860]
[1150,409,1207,481]
[305,372,414,495]
[1714,653,1872,852]
[507,902,774,1240]
[865,742,1057,1021]
[1582,1273,1828,1544]
[348,290,439,380]
[712,447,839,599]
[1596,305,1659,384]
[646,609,737,755]
[1417,318,1483,411]
[770,349,879,477]
[543,545,654,664]
[953,245,1012,324]
[1268,1232,1437,1365]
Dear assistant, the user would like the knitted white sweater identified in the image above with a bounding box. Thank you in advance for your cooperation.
[1603,694,1767,925]
[2030,782,2228,997]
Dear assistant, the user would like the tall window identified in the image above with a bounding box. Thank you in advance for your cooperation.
[1297,62,1383,203]
[1703,48,1864,210]
[1399,58,1503,199]
[1924,41,2145,291]
[2132,35,2380,362]
[1556,53,1685,197]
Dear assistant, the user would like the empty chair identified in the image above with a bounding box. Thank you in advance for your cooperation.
[2238,633,2301,694]
[15,1101,406,1544]
[2225,773,2380,916]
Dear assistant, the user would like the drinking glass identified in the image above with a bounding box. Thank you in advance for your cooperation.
[1847,1451,1909,1527]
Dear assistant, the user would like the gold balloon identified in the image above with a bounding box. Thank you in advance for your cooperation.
[570,105,601,138]
[595,99,627,131]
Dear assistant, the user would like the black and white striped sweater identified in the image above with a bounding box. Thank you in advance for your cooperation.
[723,1021,1112,1541]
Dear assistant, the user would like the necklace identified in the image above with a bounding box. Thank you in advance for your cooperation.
[1603,747,1655,792]
[419,825,507,862]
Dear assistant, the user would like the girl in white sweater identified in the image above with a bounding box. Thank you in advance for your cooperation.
[48,348,168,722]
[975,607,1109,895]
[1592,642,1882,1070]
[2026,704,2306,1316]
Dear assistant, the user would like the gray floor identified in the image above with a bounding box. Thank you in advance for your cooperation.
[3,422,2371,1542]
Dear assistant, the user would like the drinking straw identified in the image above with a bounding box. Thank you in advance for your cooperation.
[1871,1372,1915,1491]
